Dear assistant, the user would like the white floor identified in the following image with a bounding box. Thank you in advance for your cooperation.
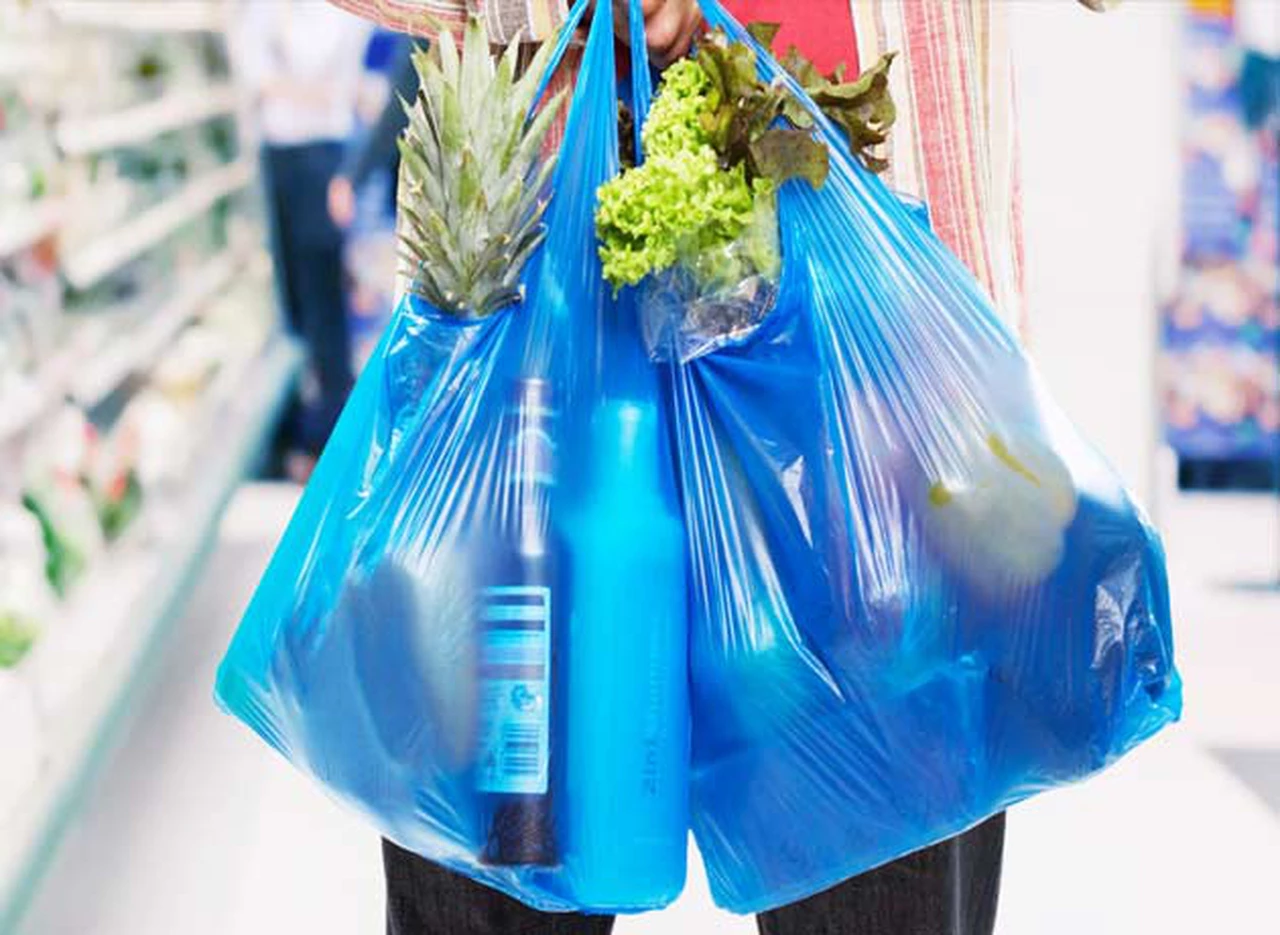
[17,484,1280,934]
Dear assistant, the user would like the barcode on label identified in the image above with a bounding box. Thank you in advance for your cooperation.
[477,585,552,795]
[502,725,542,778]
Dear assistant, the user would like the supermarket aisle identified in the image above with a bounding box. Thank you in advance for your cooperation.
[18,487,1280,934]
[18,485,384,935]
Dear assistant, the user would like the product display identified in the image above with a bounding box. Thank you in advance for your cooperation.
[0,2,289,923]
[0,504,53,669]
[1163,2,1279,468]
[216,0,1180,920]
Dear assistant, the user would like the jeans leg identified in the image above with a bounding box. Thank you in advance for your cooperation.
[288,240,353,453]
[261,142,353,456]
[382,840,616,935]
[756,813,1007,935]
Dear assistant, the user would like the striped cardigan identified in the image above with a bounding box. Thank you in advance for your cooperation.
[327,0,1028,335]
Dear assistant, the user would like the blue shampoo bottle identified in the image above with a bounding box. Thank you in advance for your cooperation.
[564,398,689,909]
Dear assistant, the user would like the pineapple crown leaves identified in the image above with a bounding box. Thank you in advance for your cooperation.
[397,17,567,318]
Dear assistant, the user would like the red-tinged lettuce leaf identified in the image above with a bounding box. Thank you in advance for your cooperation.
[745,21,782,49]
[694,30,826,189]
[778,44,827,89]
[749,129,829,188]
[784,48,897,174]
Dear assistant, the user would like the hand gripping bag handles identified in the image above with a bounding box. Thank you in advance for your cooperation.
[215,0,692,912]
[638,0,1184,913]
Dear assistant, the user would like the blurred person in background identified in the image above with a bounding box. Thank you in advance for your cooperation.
[233,1,370,480]
[320,1,1108,933]
[327,37,416,230]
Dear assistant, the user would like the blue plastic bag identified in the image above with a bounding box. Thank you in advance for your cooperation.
[219,0,1181,916]
[217,1,692,913]
[639,0,1182,912]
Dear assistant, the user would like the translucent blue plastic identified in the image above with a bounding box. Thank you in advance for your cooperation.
[645,0,1182,912]
[218,0,1181,917]
[217,0,689,913]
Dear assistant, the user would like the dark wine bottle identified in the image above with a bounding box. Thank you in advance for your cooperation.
[476,377,561,866]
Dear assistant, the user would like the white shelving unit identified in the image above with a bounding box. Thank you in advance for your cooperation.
[0,339,301,932]
[0,246,252,447]
[0,200,64,260]
[0,2,291,928]
[0,334,87,447]
[61,158,255,290]
[49,1,228,34]
[56,85,240,157]
[0,670,43,829]
[0,42,47,81]
[70,245,249,406]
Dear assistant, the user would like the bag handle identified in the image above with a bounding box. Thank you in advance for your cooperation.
[627,0,654,160]
[529,0,594,119]
[519,0,619,379]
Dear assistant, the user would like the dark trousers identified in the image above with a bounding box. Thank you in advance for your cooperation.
[262,141,353,456]
[383,813,1006,935]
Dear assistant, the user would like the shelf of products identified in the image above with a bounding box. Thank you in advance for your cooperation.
[0,337,301,932]
[71,245,249,406]
[56,84,239,157]
[1,1,289,926]
[0,200,64,260]
[1163,4,1280,470]
[49,1,228,34]
[61,158,255,289]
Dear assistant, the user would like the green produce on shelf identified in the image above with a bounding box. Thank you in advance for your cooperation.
[93,469,144,542]
[20,406,106,597]
[0,502,53,668]
[0,612,38,668]
[21,488,92,598]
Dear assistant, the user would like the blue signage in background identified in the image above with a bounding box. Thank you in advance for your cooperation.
[1163,3,1280,471]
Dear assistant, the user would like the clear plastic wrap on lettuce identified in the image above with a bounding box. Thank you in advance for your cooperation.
[598,29,899,364]
[599,37,823,363]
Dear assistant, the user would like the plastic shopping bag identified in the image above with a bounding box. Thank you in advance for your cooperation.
[216,1,691,913]
[634,0,1183,912]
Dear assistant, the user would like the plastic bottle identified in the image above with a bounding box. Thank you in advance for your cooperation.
[564,399,689,908]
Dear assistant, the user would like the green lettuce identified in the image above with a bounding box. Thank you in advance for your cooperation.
[597,59,770,290]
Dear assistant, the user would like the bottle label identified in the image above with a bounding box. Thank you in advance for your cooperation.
[477,585,551,795]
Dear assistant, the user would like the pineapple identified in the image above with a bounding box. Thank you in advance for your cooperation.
[397,18,566,318]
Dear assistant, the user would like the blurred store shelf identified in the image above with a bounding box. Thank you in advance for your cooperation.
[0,246,253,447]
[0,338,301,933]
[56,85,240,157]
[0,199,64,260]
[61,159,255,290]
[1,6,288,930]
[0,42,46,81]
[49,1,228,34]
[70,245,250,407]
